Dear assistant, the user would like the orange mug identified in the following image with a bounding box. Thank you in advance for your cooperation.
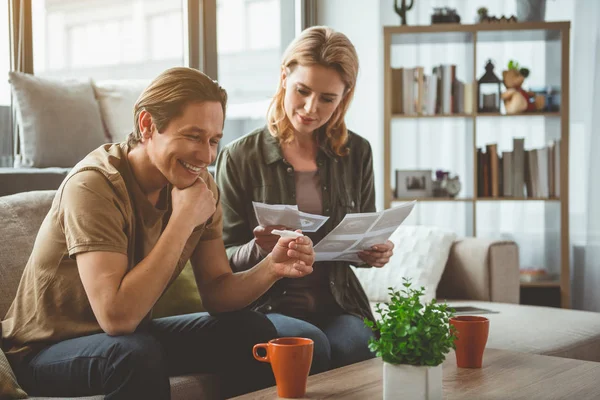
[253,337,314,398]
[450,316,489,368]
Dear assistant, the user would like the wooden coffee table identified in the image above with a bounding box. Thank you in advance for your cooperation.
[234,348,600,399]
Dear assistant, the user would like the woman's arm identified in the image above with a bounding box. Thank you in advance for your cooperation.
[215,147,265,271]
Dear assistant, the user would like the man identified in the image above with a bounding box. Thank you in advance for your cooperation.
[1,67,315,399]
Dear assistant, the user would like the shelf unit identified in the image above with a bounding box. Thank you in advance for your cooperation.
[383,22,570,308]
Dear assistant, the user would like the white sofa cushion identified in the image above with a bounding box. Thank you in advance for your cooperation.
[9,72,109,168]
[93,80,149,142]
[352,225,457,304]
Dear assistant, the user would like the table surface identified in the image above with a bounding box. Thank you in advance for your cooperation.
[233,348,600,399]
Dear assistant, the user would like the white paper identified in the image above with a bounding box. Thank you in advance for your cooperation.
[251,200,416,262]
[252,202,328,232]
[313,201,416,263]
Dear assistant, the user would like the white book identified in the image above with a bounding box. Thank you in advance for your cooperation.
[537,147,549,198]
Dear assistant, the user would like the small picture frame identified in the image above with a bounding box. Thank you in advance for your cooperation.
[395,169,433,198]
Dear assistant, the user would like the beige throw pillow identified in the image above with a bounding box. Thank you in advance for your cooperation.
[93,80,149,142]
[351,225,457,304]
[0,347,27,399]
[9,71,109,168]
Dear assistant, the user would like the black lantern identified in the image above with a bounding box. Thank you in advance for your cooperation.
[477,60,502,113]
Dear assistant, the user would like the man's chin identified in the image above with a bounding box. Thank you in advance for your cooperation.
[171,175,199,190]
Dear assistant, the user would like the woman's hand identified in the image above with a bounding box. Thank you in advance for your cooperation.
[358,240,395,268]
[269,231,314,278]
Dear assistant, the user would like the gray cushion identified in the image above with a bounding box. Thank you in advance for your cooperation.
[9,72,109,168]
[0,190,55,318]
[0,348,27,399]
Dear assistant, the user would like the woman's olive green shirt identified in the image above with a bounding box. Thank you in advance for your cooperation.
[215,126,376,323]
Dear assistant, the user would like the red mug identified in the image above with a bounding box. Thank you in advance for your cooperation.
[449,316,489,368]
[253,337,314,398]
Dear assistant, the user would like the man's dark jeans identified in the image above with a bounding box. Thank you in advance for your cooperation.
[15,310,277,399]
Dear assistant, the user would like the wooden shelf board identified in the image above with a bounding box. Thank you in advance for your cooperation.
[476,112,561,117]
[476,197,560,201]
[392,197,474,202]
[391,112,560,119]
[385,22,568,44]
[520,280,561,288]
[392,113,473,119]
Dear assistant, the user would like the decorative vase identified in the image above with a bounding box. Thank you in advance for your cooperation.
[516,0,546,22]
[383,362,443,400]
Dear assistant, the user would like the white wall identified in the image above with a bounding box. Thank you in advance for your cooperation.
[316,1,385,210]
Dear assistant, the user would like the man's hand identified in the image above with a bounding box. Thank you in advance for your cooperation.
[253,225,287,252]
[171,177,216,232]
[358,240,395,268]
[269,231,314,278]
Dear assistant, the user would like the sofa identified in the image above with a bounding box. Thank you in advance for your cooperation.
[0,72,149,197]
[2,191,600,399]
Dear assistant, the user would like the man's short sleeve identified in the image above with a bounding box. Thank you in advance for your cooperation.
[199,173,223,241]
[59,170,129,257]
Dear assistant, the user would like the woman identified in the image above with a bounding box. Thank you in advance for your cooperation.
[215,26,394,373]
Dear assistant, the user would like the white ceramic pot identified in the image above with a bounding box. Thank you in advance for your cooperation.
[383,362,442,400]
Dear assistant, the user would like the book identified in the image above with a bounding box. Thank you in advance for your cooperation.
[513,138,525,197]
[502,151,513,197]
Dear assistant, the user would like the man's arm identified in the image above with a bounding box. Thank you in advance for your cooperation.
[76,217,195,335]
[73,176,216,336]
[190,235,314,314]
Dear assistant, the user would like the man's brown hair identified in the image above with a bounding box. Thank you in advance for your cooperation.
[128,67,227,147]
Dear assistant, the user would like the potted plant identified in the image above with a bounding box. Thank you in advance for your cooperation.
[477,7,489,23]
[365,279,456,400]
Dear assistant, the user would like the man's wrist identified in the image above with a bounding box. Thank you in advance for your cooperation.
[167,214,195,238]
[261,254,281,283]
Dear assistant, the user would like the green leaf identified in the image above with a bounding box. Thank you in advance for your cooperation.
[364,278,456,366]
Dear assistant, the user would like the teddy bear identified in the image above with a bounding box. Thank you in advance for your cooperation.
[501,61,537,114]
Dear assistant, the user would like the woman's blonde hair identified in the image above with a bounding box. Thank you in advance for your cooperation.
[128,67,227,147]
[267,26,359,156]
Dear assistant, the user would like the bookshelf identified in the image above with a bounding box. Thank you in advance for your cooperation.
[383,22,570,308]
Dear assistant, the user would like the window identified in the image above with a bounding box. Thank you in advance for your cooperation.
[216,0,297,146]
[32,0,186,80]
[0,0,309,168]
[1,1,11,166]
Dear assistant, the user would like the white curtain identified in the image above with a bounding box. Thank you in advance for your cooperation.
[379,0,599,309]
[570,0,600,311]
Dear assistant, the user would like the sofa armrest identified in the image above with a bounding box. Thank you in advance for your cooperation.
[436,238,520,304]
[0,167,70,196]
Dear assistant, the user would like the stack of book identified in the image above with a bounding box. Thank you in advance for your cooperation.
[477,138,561,198]
[390,64,473,115]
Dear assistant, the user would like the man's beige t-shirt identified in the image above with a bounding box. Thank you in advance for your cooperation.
[1,142,222,367]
